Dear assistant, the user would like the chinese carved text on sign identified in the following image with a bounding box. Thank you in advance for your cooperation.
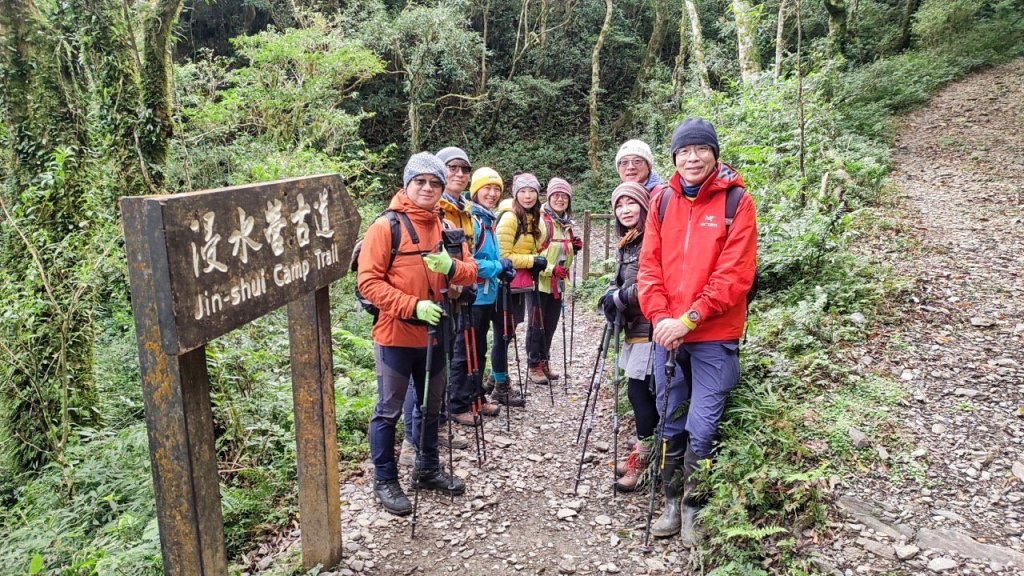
[130,174,357,355]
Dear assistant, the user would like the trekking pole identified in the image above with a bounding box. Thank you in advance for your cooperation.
[574,323,613,495]
[611,311,623,498]
[411,322,439,538]
[532,274,554,407]
[576,321,611,444]
[463,305,483,466]
[501,281,522,432]
[570,260,577,363]
[642,347,676,552]
[440,289,457,503]
[559,280,569,396]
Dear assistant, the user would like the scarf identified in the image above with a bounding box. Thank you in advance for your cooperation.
[618,227,641,250]
[542,203,572,228]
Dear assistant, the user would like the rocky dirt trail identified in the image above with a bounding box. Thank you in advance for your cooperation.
[815,59,1024,574]
[322,307,675,576]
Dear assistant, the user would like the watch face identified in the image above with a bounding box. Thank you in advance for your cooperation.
[688,311,700,322]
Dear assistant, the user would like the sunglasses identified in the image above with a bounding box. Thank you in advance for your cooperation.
[447,164,472,175]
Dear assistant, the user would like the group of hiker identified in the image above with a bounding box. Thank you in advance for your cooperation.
[355,117,759,545]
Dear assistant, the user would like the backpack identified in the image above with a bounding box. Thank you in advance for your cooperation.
[657,185,760,305]
[511,214,555,252]
[348,210,420,322]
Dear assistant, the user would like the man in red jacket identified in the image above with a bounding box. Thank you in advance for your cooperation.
[638,118,758,544]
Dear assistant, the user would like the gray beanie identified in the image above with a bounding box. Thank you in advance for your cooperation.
[670,118,719,161]
[512,173,541,196]
[436,146,471,167]
[403,152,447,189]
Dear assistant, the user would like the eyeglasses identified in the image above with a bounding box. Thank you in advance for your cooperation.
[411,177,443,190]
[676,145,714,158]
[617,158,647,168]
[447,164,472,175]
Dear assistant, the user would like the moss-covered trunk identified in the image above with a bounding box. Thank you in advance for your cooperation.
[0,0,98,473]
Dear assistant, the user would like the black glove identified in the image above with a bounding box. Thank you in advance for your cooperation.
[459,284,478,305]
[531,256,548,274]
[500,258,513,274]
[600,290,618,324]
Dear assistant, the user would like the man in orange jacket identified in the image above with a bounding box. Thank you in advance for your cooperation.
[358,152,479,516]
[638,118,758,543]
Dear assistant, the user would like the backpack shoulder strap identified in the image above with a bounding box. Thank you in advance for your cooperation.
[383,210,420,269]
[655,184,671,224]
[473,216,489,254]
[539,213,555,251]
[724,186,746,230]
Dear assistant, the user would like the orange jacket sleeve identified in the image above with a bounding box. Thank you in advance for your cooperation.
[357,217,419,320]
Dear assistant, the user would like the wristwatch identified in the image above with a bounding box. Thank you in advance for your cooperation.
[680,309,699,330]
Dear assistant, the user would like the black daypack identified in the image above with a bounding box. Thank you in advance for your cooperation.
[656,185,760,305]
[349,210,420,322]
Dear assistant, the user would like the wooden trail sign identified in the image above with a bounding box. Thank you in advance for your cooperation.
[121,175,359,574]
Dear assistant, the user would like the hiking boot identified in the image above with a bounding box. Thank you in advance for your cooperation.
[479,401,500,417]
[614,443,652,493]
[679,446,706,547]
[398,438,417,467]
[651,436,687,538]
[411,467,466,495]
[483,373,496,395]
[492,382,526,407]
[542,360,560,381]
[451,411,479,427]
[374,479,412,516]
[528,365,549,385]
[440,431,469,450]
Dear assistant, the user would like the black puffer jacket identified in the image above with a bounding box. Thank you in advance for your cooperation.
[611,235,652,342]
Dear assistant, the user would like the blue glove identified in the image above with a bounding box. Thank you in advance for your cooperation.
[531,256,547,275]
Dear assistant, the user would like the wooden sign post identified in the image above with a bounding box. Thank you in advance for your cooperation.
[120,175,359,574]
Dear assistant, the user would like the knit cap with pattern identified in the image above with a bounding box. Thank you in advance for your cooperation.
[546,177,572,199]
[403,152,447,189]
[512,173,541,196]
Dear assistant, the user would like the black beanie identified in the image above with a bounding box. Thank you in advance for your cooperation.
[670,118,719,161]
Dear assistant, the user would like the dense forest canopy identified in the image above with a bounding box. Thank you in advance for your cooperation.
[1,0,1022,573]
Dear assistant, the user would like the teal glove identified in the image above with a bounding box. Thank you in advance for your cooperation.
[423,250,454,274]
[414,300,443,325]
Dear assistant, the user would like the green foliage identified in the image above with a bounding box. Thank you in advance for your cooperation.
[172,19,391,198]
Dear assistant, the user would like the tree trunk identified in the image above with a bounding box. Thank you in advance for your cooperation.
[773,0,787,81]
[588,0,613,181]
[0,0,97,473]
[141,0,185,190]
[896,0,920,52]
[611,0,669,134]
[796,0,806,196]
[685,0,711,97]
[671,0,690,104]
[73,0,149,198]
[822,0,847,56]
[479,0,489,94]
[733,0,762,85]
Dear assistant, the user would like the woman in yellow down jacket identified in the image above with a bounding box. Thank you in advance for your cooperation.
[493,173,547,403]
